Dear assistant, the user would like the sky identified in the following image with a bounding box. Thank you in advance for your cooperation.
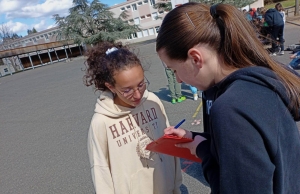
[0,0,125,37]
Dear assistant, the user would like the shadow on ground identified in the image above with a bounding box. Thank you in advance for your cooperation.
[151,84,196,103]
[180,158,209,186]
[152,87,171,102]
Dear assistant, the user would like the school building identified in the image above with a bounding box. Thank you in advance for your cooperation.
[112,0,264,44]
[0,0,264,76]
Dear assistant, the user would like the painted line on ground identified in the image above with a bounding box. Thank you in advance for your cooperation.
[192,100,202,118]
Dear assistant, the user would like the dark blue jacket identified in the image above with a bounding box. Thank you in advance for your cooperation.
[195,66,300,193]
[265,8,284,27]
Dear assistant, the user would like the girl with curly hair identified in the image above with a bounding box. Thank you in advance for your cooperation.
[84,42,182,194]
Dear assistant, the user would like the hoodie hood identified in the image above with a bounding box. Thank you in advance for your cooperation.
[266,8,277,14]
[216,66,299,121]
[94,90,149,118]
[265,8,284,26]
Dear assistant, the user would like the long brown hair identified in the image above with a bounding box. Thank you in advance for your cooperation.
[156,3,300,119]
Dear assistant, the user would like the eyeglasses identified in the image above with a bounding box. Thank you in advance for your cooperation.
[115,78,150,99]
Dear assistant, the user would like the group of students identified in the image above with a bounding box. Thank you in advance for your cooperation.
[245,4,300,69]
[245,4,286,56]
[83,2,300,194]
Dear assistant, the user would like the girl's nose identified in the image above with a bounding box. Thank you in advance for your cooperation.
[132,89,142,99]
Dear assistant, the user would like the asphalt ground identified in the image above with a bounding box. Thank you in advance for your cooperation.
[0,22,299,194]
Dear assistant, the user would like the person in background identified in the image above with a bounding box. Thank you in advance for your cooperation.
[276,3,286,24]
[156,2,300,193]
[188,85,199,100]
[243,9,252,21]
[163,61,186,104]
[265,4,285,55]
[256,7,263,20]
[84,41,182,194]
[248,8,254,18]
[288,51,300,70]
[276,2,286,51]
[251,7,258,20]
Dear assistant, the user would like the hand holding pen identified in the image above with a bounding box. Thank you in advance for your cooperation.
[164,119,192,139]
[164,119,206,156]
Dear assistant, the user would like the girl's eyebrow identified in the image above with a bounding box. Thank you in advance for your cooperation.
[120,79,144,89]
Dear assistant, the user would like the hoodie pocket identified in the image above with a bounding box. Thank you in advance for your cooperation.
[129,168,154,194]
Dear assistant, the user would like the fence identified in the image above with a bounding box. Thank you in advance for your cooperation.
[285,5,300,18]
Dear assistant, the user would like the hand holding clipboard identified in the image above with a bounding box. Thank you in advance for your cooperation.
[146,119,202,163]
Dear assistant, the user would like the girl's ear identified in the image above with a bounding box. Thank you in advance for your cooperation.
[105,82,115,93]
[188,48,203,69]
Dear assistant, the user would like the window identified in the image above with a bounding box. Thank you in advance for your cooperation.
[36,36,40,39]
[132,4,137,11]
[159,10,164,15]
[126,5,131,9]
[146,14,151,18]
[140,15,145,20]
[120,7,125,11]
[129,19,134,24]
[134,17,140,25]
[151,12,158,20]
[48,32,52,35]
[33,38,37,43]
[132,33,137,38]
[143,29,149,37]
[29,39,32,41]
[41,35,44,37]
[137,2,142,6]
[137,31,143,38]
[150,0,155,5]
[143,0,148,3]
[44,34,49,40]
[149,28,154,35]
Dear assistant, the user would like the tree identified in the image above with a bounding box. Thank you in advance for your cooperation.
[152,0,172,20]
[53,0,140,45]
[0,23,21,44]
[0,23,22,71]
[27,27,38,35]
[153,0,172,12]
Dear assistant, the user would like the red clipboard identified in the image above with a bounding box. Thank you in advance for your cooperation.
[146,135,202,163]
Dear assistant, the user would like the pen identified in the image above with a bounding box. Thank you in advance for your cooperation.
[174,119,186,129]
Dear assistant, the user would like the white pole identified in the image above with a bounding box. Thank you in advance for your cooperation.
[5,58,13,75]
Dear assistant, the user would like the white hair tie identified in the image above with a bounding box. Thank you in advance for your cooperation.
[106,47,118,55]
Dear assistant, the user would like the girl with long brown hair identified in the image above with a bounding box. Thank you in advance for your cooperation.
[156,2,300,193]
